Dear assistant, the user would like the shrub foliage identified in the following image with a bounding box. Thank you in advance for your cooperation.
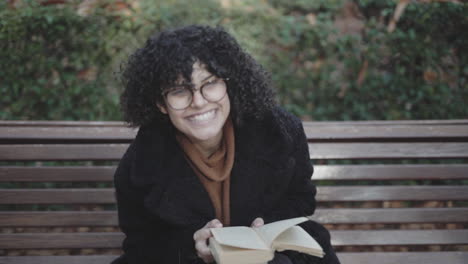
[1,0,466,121]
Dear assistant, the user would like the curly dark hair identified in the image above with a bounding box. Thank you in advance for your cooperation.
[120,25,276,128]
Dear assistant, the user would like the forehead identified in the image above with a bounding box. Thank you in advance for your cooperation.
[191,61,212,82]
[170,61,213,87]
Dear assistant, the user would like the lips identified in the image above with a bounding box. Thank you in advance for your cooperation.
[186,109,217,123]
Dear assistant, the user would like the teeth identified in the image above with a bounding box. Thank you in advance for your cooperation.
[188,110,216,122]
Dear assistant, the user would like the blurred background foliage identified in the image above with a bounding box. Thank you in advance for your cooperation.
[1,0,467,121]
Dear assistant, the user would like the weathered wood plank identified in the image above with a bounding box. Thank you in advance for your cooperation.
[0,255,119,264]
[0,121,127,126]
[0,166,115,182]
[2,142,468,161]
[312,164,468,181]
[0,144,128,161]
[310,208,468,224]
[0,126,136,142]
[2,120,468,142]
[336,252,468,264]
[2,186,467,204]
[1,252,467,264]
[304,124,468,140]
[2,208,467,227]
[2,164,467,182]
[316,186,468,201]
[2,230,467,249]
[0,211,118,227]
[0,189,116,204]
[330,229,468,246]
[3,119,466,127]
[309,142,468,159]
[0,233,123,249]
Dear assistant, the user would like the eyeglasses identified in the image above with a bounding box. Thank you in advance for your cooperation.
[163,77,229,110]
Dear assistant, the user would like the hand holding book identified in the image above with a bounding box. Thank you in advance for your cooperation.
[209,217,324,264]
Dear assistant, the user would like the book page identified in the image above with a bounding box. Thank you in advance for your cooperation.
[211,226,270,250]
[209,238,274,264]
[273,226,324,257]
[255,217,309,246]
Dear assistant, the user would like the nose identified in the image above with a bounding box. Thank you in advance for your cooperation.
[190,89,208,108]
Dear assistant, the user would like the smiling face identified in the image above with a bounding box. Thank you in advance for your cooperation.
[158,61,231,148]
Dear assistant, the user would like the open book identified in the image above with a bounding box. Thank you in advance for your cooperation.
[209,217,324,264]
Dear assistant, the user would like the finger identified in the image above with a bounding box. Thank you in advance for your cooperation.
[206,219,223,228]
[193,228,212,241]
[195,240,214,263]
[195,240,212,256]
[251,217,264,227]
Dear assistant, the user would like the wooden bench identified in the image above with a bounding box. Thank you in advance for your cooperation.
[1,120,467,264]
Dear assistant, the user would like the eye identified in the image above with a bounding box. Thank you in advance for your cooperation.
[204,78,220,87]
[167,87,190,97]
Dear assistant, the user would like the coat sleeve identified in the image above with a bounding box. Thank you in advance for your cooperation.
[261,117,317,224]
[113,144,203,264]
[260,116,341,264]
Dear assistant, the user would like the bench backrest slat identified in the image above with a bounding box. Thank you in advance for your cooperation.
[309,142,468,159]
[0,211,117,227]
[2,142,468,161]
[2,186,467,204]
[311,208,468,224]
[313,164,468,180]
[2,207,466,227]
[330,230,468,246]
[0,144,128,161]
[0,166,115,182]
[0,189,115,204]
[2,230,467,249]
[2,164,467,182]
[316,186,468,201]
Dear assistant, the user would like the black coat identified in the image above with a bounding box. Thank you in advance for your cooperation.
[112,107,340,264]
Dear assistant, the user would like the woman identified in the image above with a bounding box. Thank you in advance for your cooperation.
[113,25,340,264]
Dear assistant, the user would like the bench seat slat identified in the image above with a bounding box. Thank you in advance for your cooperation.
[2,230,467,249]
[1,252,467,264]
[2,186,468,204]
[0,166,115,182]
[313,164,468,181]
[311,208,468,224]
[317,186,468,201]
[309,143,468,159]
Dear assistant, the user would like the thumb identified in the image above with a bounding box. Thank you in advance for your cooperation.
[251,217,264,227]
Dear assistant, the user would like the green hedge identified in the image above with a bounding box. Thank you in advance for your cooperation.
[1,0,466,121]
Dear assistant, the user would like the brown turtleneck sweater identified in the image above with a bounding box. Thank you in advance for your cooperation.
[176,119,235,226]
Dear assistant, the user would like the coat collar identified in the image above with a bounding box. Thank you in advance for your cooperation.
[129,110,293,227]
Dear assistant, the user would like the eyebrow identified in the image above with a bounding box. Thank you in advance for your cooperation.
[172,74,214,88]
[201,74,214,82]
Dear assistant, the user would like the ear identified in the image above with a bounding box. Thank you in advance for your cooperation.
[157,103,168,114]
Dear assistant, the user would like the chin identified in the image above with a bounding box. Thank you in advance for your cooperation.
[190,127,222,142]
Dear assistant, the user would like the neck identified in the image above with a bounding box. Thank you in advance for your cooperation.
[192,131,223,159]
